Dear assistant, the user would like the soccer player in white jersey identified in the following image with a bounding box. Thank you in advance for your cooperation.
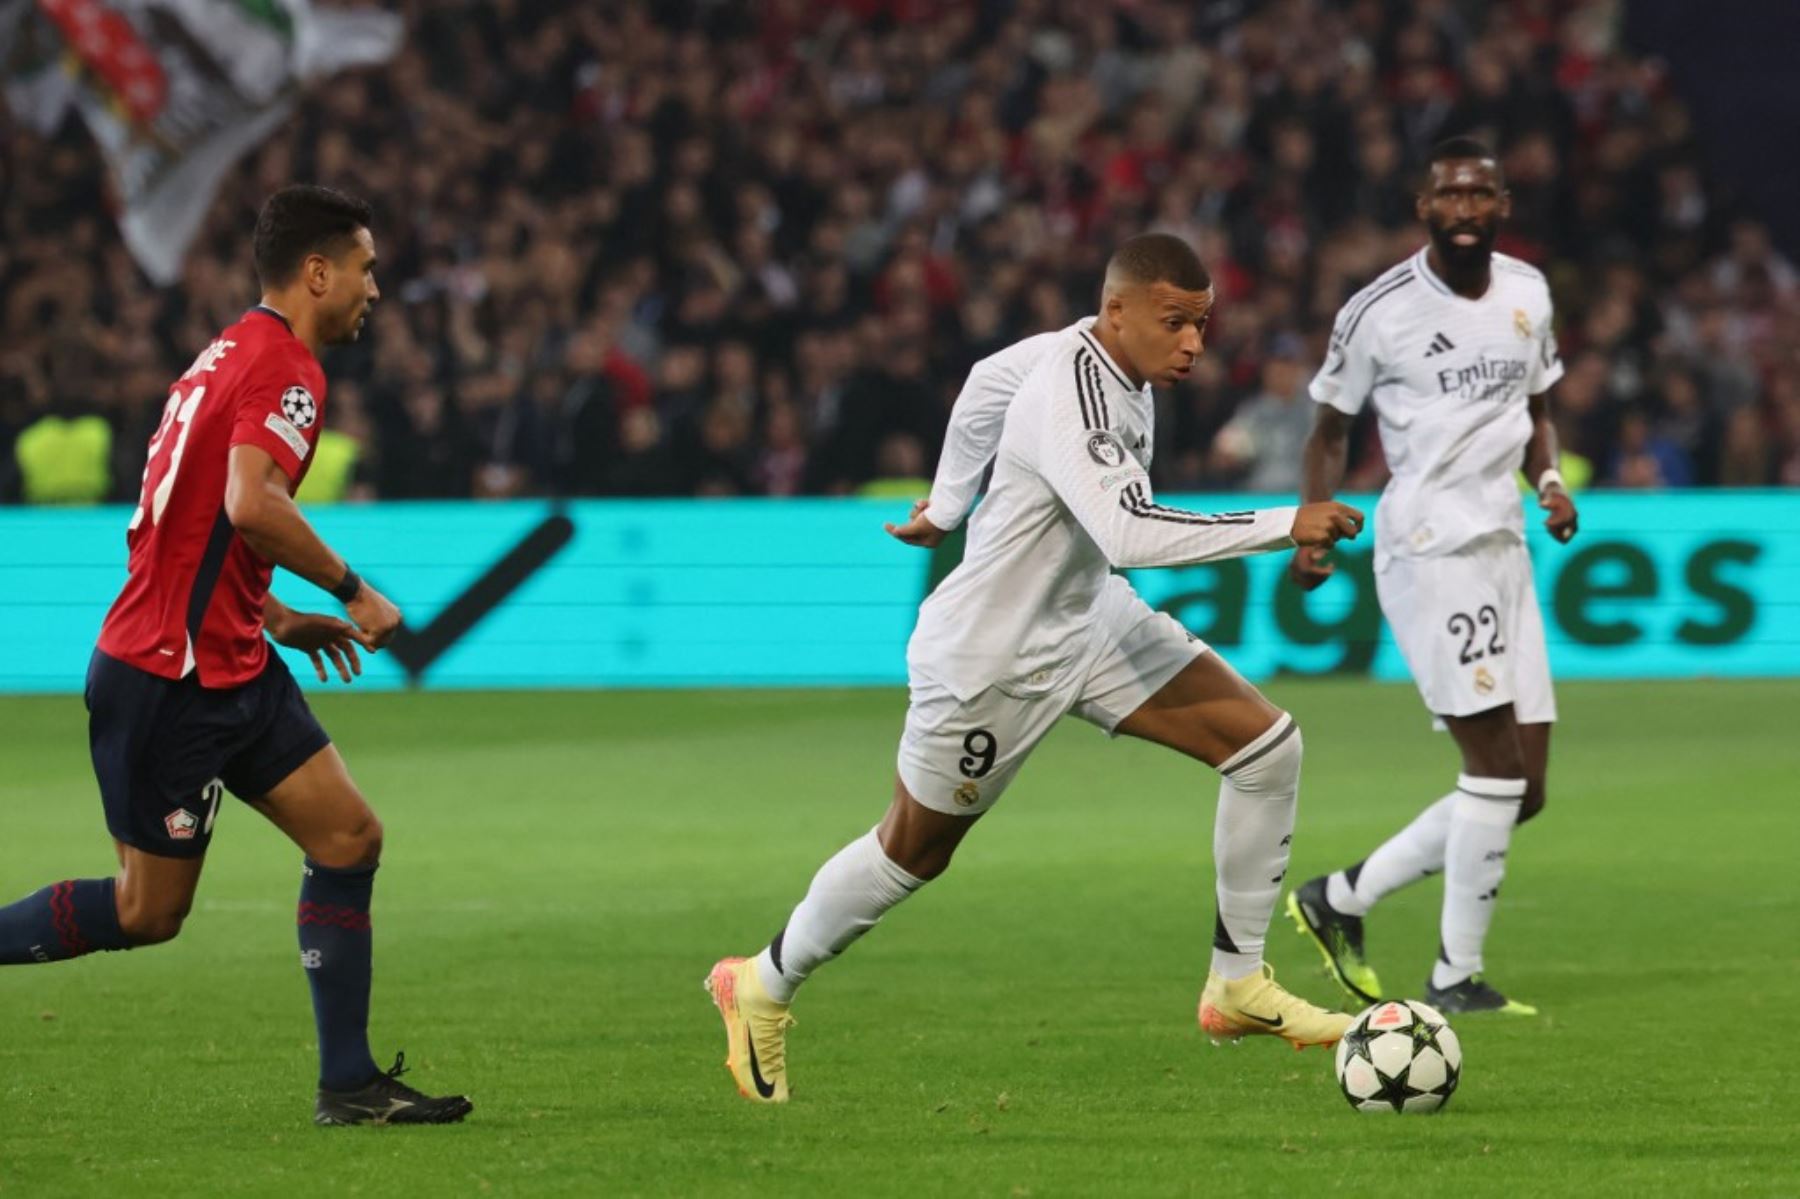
[1284,138,1580,1017]
[704,234,1368,1103]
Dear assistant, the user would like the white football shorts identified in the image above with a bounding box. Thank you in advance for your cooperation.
[896,578,1207,816]
[1376,532,1556,724]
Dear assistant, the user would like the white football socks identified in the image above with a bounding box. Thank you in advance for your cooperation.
[754,827,925,1004]
[1210,714,1303,980]
[1432,775,1526,989]
[1326,792,1458,917]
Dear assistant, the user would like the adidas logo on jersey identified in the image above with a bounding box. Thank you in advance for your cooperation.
[1423,332,1456,357]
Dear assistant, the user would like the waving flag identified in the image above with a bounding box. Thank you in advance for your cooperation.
[0,0,400,284]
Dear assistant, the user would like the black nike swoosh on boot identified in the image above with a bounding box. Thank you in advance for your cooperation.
[1240,1011,1285,1028]
[747,1039,777,1098]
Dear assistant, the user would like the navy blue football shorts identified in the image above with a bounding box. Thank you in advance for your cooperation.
[85,649,331,859]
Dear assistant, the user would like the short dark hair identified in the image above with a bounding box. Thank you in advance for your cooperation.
[1428,136,1503,180]
[1106,232,1212,293]
[252,185,372,287]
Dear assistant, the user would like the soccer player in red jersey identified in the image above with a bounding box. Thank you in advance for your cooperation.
[0,186,471,1126]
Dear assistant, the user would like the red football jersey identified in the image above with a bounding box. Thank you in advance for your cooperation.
[98,307,325,687]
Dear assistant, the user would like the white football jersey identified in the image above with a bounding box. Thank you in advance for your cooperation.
[921,318,1091,533]
[1309,247,1563,567]
[910,323,1296,701]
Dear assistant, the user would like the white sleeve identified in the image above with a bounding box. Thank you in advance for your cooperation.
[922,331,1063,532]
[1031,363,1295,570]
[1308,299,1381,415]
[1529,299,1564,396]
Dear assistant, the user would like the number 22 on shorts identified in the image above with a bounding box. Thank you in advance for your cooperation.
[1446,604,1505,665]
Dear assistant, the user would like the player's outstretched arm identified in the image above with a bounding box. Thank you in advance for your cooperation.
[1289,404,1355,590]
[1038,409,1362,569]
[1524,393,1578,543]
[224,444,402,648]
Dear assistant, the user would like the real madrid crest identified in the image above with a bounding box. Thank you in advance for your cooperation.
[1512,309,1531,340]
[1474,666,1496,696]
[952,782,981,808]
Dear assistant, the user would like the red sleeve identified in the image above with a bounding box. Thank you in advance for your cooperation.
[229,348,323,483]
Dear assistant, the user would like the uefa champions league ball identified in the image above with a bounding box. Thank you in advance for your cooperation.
[1335,1000,1462,1113]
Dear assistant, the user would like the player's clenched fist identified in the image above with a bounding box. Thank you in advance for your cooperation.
[1289,501,1364,549]
[1540,484,1578,543]
[346,582,403,649]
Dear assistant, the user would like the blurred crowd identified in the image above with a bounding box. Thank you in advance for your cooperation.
[4,0,1799,505]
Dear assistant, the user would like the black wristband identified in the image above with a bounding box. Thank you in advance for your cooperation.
[330,566,362,604]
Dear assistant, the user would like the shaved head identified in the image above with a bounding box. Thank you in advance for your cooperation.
[1103,232,1212,296]
[1427,135,1504,189]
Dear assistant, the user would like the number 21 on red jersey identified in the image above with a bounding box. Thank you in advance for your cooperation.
[128,384,206,532]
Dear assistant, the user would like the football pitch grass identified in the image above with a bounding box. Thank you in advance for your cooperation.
[1,678,1796,1197]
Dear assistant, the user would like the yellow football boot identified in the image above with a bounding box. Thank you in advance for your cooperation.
[1198,963,1353,1050]
[704,956,795,1103]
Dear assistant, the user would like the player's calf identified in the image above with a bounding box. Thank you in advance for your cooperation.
[751,823,930,1006]
[0,878,132,964]
[1210,714,1303,981]
[298,859,381,1091]
[1435,774,1525,991]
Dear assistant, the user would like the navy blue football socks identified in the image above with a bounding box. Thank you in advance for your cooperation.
[298,859,381,1091]
[0,878,129,965]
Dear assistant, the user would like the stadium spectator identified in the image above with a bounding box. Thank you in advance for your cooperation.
[2,0,1795,503]
[1208,337,1314,493]
[1608,410,1693,489]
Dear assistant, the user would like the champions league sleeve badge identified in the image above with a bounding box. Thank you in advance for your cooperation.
[280,386,317,429]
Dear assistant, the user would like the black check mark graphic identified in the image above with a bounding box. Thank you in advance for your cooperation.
[1241,1011,1284,1028]
[384,513,575,685]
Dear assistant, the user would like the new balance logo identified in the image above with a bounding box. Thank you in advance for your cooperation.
[1424,332,1456,357]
